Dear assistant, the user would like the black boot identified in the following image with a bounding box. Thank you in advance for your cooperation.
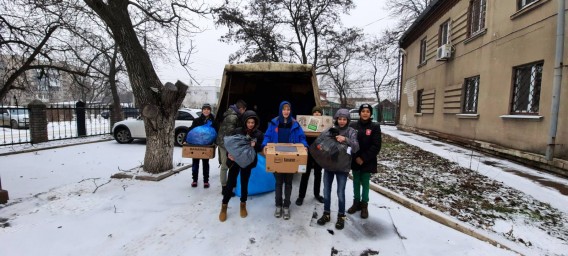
[317,212,331,225]
[361,202,369,219]
[335,214,346,230]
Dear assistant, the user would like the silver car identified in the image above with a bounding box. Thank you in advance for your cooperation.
[0,107,30,129]
[112,108,200,146]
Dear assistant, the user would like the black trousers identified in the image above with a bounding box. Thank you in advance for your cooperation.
[274,173,294,207]
[192,159,210,182]
[298,153,322,199]
[222,164,252,204]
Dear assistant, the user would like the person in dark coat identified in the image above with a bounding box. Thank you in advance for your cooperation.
[347,104,382,218]
[215,99,247,194]
[296,106,324,206]
[219,110,264,222]
[186,103,216,188]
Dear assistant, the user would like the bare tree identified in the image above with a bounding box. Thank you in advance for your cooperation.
[359,33,398,106]
[386,0,431,31]
[320,28,363,107]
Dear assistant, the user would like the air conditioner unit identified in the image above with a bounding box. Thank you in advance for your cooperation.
[436,44,452,61]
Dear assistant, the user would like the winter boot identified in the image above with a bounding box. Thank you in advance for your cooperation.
[274,206,282,218]
[360,202,369,219]
[283,207,290,220]
[335,214,346,230]
[219,204,228,222]
[317,212,331,225]
[295,197,304,206]
[347,200,361,214]
[191,181,198,188]
[240,202,248,218]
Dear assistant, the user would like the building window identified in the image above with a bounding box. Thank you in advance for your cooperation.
[419,37,427,64]
[439,20,451,46]
[518,0,537,10]
[417,89,424,113]
[462,76,480,113]
[511,62,543,114]
[468,0,486,37]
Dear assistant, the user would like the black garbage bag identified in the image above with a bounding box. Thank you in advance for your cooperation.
[224,134,256,168]
[309,128,351,171]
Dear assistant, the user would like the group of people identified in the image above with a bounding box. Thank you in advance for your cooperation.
[187,99,381,230]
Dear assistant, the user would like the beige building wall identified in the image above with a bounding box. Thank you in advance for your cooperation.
[399,0,567,173]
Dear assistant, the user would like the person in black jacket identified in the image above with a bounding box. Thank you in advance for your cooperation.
[187,103,216,188]
[296,106,324,206]
[348,104,382,219]
[219,110,264,222]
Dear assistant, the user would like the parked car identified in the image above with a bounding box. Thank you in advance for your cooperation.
[101,108,140,119]
[0,107,30,129]
[112,108,200,146]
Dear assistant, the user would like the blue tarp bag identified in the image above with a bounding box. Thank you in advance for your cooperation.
[236,154,275,197]
[186,120,217,145]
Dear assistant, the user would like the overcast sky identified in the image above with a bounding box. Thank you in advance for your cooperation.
[154,0,396,87]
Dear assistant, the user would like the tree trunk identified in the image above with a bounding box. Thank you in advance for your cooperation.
[84,0,188,173]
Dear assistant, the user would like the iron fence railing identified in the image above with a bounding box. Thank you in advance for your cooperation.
[0,102,139,146]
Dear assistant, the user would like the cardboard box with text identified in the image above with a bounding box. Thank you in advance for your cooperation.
[265,143,307,173]
[296,115,333,137]
[182,144,216,159]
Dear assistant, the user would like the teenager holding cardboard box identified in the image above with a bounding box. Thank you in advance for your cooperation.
[296,106,324,206]
[262,101,308,220]
[185,103,216,188]
[316,108,359,230]
[219,110,264,222]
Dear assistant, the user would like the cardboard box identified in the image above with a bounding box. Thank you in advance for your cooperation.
[182,144,216,159]
[265,143,307,173]
[296,115,334,135]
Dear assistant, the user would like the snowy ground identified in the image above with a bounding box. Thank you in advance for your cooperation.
[0,127,566,255]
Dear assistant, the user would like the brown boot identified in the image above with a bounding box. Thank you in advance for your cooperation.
[360,202,368,219]
[219,204,228,222]
[347,200,361,214]
[240,202,248,218]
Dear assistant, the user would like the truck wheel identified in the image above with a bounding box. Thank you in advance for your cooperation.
[114,127,133,144]
[10,120,18,129]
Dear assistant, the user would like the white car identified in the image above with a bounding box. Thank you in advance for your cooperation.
[0,107,30,129]
[112,108,200,146]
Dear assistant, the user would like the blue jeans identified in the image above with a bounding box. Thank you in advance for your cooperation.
[323,171,348,215]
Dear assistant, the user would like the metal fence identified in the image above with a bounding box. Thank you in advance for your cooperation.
[0,102,137,146]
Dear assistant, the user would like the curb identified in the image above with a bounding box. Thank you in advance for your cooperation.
[366,179,524,255]
[0,138,113,157]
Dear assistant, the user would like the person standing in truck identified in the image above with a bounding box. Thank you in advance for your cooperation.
[262,101,308,220]
[216,99,247,195]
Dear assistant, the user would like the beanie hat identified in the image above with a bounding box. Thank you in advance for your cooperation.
[358,103,373,115]
[202,103,212,110]
[311,106,323,114]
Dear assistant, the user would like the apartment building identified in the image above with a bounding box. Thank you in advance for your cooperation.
[398,0,567,175]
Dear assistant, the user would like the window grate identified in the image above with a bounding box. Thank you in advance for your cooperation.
[468,0,486,36]
[511,62,542,114]
[462,76,480,113]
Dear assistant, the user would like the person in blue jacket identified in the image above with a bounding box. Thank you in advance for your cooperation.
[262,101,308,220]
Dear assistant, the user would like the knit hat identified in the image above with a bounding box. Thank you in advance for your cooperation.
[202,103,212,110]
[311,106,323,114]
[333,108,351,127]
[358,103,373,115]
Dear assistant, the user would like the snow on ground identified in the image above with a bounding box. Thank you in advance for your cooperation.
[0,128,565,255]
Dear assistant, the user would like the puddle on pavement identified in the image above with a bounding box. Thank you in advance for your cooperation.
[503,168,568,196]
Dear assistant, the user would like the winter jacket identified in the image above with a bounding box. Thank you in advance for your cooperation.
[261,101,308,149]
[226,110,264,169]
[325,109,359,173]
[215,106,241,148]
[350,119,381,173]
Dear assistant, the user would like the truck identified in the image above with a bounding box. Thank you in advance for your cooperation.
[215,62,321,131]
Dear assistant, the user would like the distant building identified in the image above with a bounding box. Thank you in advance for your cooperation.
[182,85,220,114]
[398,0,567,175]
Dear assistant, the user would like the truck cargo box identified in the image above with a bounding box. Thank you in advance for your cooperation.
[215,62,321,132]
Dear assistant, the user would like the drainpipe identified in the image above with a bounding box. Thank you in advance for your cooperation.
[546,0,565,161]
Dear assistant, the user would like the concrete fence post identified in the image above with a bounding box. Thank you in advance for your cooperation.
[28,100,48,144]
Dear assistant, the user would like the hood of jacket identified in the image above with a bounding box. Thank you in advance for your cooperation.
[278,101,292,123]
[241,110,260,131]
